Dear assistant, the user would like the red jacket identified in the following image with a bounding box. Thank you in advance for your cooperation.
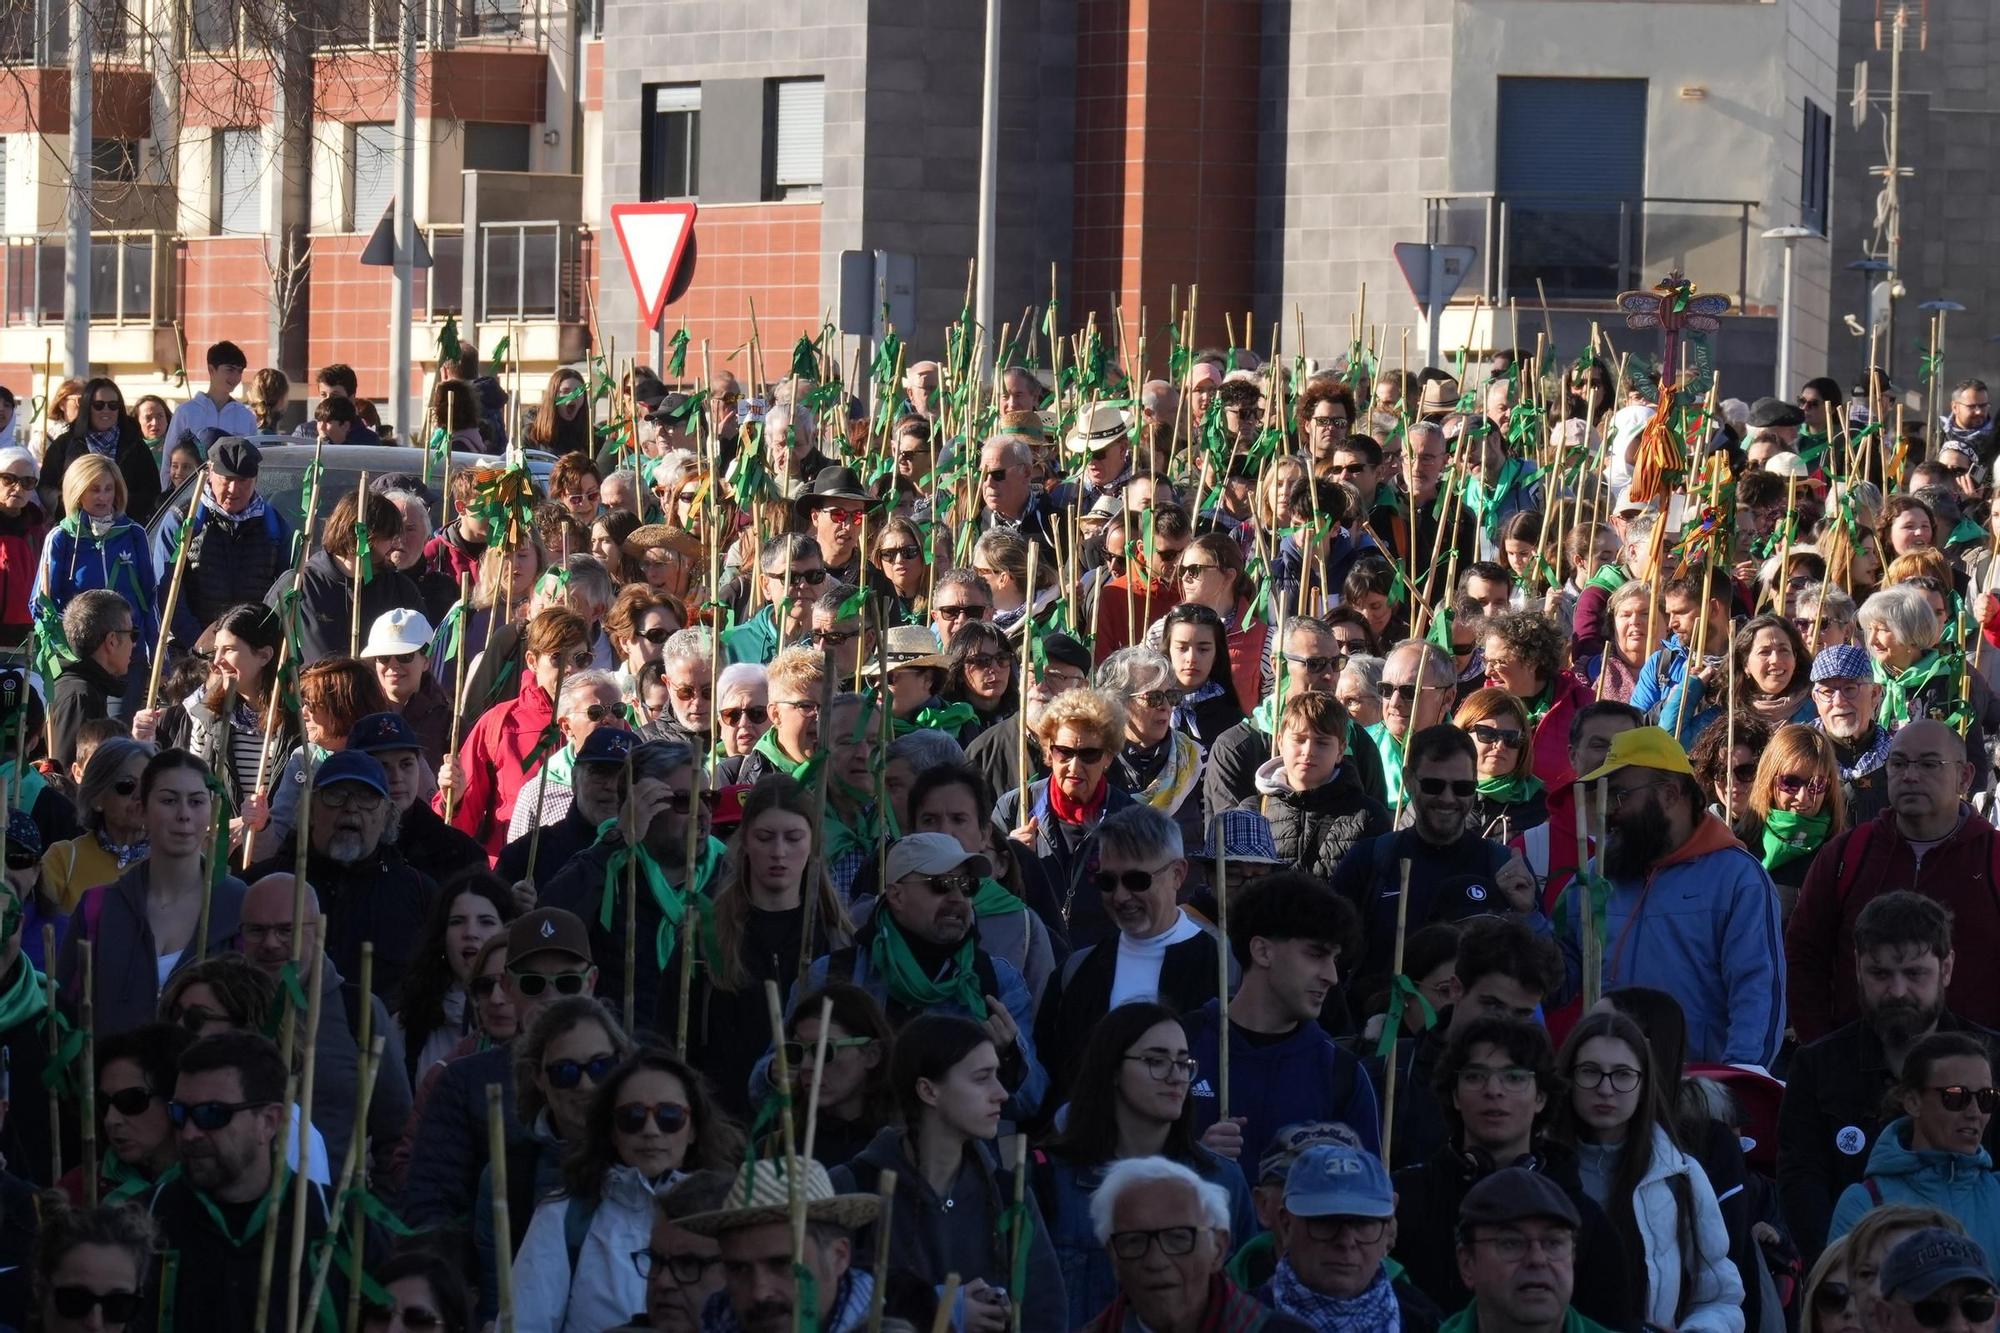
[0,501,47,646]
[1786,806,2000,1043]
[1225,613,1270,714]
[1529,670,1600,791]
[437,671,555,860]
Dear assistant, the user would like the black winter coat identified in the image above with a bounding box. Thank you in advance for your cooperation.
[497,803,598,893]
[48,653,126,768]
[246,835,438,1009]
[40,416,161,523]
[1245,758,1392,880]
[397,797,491,890]
[276,549,427,666]
[170,496,296,641]
[1204,716,1389,819]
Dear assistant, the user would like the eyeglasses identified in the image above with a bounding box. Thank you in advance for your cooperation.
[632,1248,724,1284]
[1887,756,1953,775]
[1416,777,1477,798]
[1093,865,1166,895]
[239,921,295,947]
[90,399,121,411]
[721,706,768,726]
[0,473,32,491]
[963,652,1015,671]
[1177,563,1221,581]
[318,785,385,813]
[813,629,861,648]
[1606,779,1671,810]
[614,1100,691,1134]
[110,776,139,797]
[1133,689,1185,709]
[1109,1227,1203,1260]
[168,1098,271,1131]
[362,1303,445,1330]
[1473,1229,1576,1262]
[1308,415,1350,431]
[1038,670,1088,691]
[878,545,922,563]
[51,1288,141,1322]
[1812,678,1869,697]
[1572,1063,1643,1093]
[563,491,600,507]
[1931,1085,2000,1113]
[1813,1282,1855,1316]
[101,1086,156,1117]
[816,508,867,528]
[1049,743,1107,765]
[765,567,828,586]
[1123,1053,1198,1083]
[509,969,591,999]
[775,699,821,717]
[670,684,710,704]
[780,1037,874,1069]
[1469,724,1525,750]
[1912,1294,2000,1329]
[1300,1216,1390,1245]
[1775,773,1828,797]
[912,872,976,898]
[935,603,988,621]
[1456,1065,1535,1091]
[542,1054,619,1090]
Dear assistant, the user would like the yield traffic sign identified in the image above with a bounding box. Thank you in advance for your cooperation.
[610,202,698,328]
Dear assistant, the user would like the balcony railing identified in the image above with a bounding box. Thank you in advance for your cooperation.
[1,231,168,327]
[195,0,559,53]
[1423,192,1758,311]
[477,220,585,324]
[425,224,463,318]
[2,0,149,62]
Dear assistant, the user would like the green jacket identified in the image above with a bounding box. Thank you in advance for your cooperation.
[1440,1303,1617,1333]
[721,605,780,665]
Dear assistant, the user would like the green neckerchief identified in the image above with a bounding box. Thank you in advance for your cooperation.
[972,875,1024,917]
[0,956,50,1032]
[1248,693,1282,736]
[1950,516,1987,548]
[866,912,988,1018]
[56,512,154,613]
[545,744,576,789]
[1584,562,1629,595]
[893,699,979,738]
[1524,681,1556,726]
[595,824,726,969]
[1461,457,1532,540]
[1476,772,1544,806]
[1760,808,1832,871]
[1367,721,1405,804]
[102,1152,152,1203]
[1876,649,1953,728]
[192,1164,290,1248]
[823,784,885,864]
[0,761,46,815]
[752,726,816,781]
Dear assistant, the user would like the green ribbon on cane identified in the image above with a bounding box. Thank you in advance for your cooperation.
[1374,973,1440,1058]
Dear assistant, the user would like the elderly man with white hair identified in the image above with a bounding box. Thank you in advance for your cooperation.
[1084,1156,1311,1332]
[761,401,835,490]
[639,627,714,750]
[505,668,629,841]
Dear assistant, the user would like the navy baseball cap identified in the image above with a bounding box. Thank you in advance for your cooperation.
[5,809,41,864]
[1881,1229,1995,1302]
[314,751,389,798]
[346,712,422,755]
[1285,1143,1395,1219]
[575,727,636,767]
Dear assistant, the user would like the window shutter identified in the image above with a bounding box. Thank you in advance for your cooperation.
[773,79,824,188]
[351,123,397,232]
[217,129,261,235]
[0,139,10,236]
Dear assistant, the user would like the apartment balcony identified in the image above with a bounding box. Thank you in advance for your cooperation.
[1423,191,1761,313]
[0,230,178,364]
[469,220,592,363]
[0,0,148,64]
[190,0,563,54]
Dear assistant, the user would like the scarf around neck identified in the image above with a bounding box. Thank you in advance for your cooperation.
[1047,775,1109,826]
[866,911,988,1018]
[752,726,816,781]
[1823,720,1892,780]
[1462,458,1531,539]
[1476,771,1544,807]
[973,875,1025,917]
[1272,1257,1400,1333]
[1876,649,1953,728]
[1760,807,1832,871]
[1172,680,1227,737]
[98,829,150,870]
[704,1269,873,1333]
[0,956,51,1033]
[595,823,726,969]
[85,427,120,458]
[1123,730,1202,816]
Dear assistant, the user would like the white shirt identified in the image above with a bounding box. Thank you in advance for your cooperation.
[1109,909,1203,1008]
[1603,404,1655,492]
[162,394,259,481]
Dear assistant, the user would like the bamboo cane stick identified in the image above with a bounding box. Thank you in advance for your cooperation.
[80,940,96,1204]
[489,1085,516,1333]
[1378,859,1412,1168]
[147,466,206,710]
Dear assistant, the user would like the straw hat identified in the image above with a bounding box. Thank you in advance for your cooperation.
[864,623,951,677]
[677,1159,880,1237]
[623,524,703,562]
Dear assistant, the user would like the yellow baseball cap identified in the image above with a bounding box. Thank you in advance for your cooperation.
[1579,725,1694,783]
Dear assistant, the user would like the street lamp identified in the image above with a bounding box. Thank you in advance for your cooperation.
[1762,226,1818,398]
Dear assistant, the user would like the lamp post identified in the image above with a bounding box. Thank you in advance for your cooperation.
[1762,225,1817,399]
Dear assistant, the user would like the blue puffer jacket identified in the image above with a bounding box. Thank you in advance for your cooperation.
[1831,1116,2000,1268]
[1033,1146,1260,1329]
[35,513,159,654]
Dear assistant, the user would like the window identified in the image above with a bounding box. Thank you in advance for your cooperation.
[214,128,261,235]
[351,123,396,233]
[1496,77,1647,300]
[1802,99,1832,236]
[768,77,823,200]
[463,122,531,172]
[641,84,699,201]
[91,139,138,183]
[0,139,9,236]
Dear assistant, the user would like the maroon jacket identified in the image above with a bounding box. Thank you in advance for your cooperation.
[0,500,46,648]
[1786,805,2000,1043]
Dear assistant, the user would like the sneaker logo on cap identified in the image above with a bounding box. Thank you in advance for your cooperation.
[540,920,556,938]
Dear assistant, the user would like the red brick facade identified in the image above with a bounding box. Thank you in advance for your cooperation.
[623,203,822,387]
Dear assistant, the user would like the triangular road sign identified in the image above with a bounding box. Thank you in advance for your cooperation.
[610,202,698,329]
[359,201,433,269]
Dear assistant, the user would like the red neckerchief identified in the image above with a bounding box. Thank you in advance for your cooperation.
[1047,776,1109,825]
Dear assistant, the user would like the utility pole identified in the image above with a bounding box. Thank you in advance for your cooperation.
[389,0,417,442]
[972,0,1000,367]
[63,0,91,378]
[1870,1,1925,380]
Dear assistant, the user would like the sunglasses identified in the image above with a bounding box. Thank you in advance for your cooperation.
[637,627,672,644]
[935,604,987,621]
[813,629,860,648]
[1416,777,1477,797]
[614,1100,690,1135]
[670,684,710,703]
[1285,653,1347,675]
[1933,1085,2000,1113]
[3,852,34,872]
[963,652,1015,671]
[766,567,828,586]
[1731,762,1760,784]
[90,399,121,411]
[1813,1282,1855,1316]
[1382,682,1436,702]
[377,650,420,666]
[780,1037,873,1069]
[817,508,867,527]
[721,705,768,726]
[1913,1295,2000,1329]
[878,545,922,563]
[1133,689,1185,709]
[661,788,718,815]
[1093,867,1161,895]
[168,1098,270,1131]
[52,1288,140,1322]
[1048,743,1106,765]
[509,969,591,998]
[913,872,975,898]
[1775,773,1828,797]
[543,1054,619,1090]
[1177,563,1220,581]
[1470,724,1525,750]
[110,776,139,797]
[101,1086,155,1117]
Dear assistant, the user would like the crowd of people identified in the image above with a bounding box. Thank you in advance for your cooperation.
[0,323,1998,1333]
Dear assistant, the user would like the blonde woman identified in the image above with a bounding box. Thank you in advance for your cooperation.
[1735,723,1846,920]
[34,452,159,653]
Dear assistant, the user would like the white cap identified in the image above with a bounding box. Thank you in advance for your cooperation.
[361,607,434,658]
[0,445,35,479]
[1764,452,1811,479]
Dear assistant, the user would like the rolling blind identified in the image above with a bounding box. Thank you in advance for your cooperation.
[351,123,396,233]
[216,128,261,235]
[773,78,824,188]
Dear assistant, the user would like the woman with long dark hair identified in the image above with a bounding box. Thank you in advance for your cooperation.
[655,775,852,1118]
[527,368,593,457]
[1547,1010,1744,1333]
[395,875,516,1086]
[1032,1001,1258,1326]
[783,982,897,1169]
[38,374,162,523]
[941,620,1019,741]
[1160,602,1246,751]
[1152,530,1273,712]
[830,1014,1066,1333]
[514,1044,744,1332]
